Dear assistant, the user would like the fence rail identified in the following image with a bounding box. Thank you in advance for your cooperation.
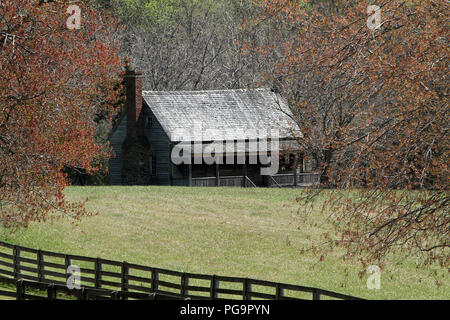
[0,241,362,300]
[0,276,188,300]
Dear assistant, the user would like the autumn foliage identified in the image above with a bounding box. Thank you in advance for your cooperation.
[246,0,449,267]
[0,0,122,229]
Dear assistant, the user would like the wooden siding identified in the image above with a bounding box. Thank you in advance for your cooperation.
[109,103,182,186]
[144,104,172,185]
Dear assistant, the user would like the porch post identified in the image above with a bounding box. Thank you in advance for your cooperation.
[299,153,304,184]
[294,154,298,187]
[300,153,305,173]
[216,163,220,186]
[169,142,173,186]
[188,161,192,187]
[242,163,247,187]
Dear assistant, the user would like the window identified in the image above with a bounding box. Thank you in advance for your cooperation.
[146,115,153,128]
[149,156,156,175]
[279,153,296,172]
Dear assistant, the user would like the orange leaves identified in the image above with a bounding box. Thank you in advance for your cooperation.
[0,0,122,230]
[247,0,449,268]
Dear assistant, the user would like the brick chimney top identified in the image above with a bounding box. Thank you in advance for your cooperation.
[125,68,143,139]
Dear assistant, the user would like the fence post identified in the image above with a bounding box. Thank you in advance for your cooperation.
[275,284,284,300]
[13,245,20,280]
[210,275,219,299]
[47,284,56,300]
[121,261,129,301]
[312,289,321,300]
[94,258,101,289]
[16,279,25,300]
[243,278,251,300]
[77,288,87,301]
[151,269,159,292]
[121,261,129,293]
[37,250,44,282]
[180,273,188,297]
[64,255,71,285]
[111,291,120,300]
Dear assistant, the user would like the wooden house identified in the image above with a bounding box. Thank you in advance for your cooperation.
[109,69,319,187]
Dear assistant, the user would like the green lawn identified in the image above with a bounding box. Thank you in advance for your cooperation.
[0,186,448,299]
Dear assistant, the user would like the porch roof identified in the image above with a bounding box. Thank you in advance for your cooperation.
[174,139,299,157]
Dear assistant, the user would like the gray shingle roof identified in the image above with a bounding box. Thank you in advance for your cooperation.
[142,88,300,142]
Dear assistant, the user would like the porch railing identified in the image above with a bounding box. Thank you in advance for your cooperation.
[191,173,320,188]
[268,173,321,187]
[192,176,256,188]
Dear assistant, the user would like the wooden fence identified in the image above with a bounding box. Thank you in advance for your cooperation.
[0,277,188,300]
[0,241,362,300]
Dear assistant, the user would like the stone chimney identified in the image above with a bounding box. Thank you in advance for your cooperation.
[122,67,150,185]
[125,67,144,138]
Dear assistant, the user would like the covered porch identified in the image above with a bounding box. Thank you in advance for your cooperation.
[173,152,321,188]
[169,139,321,188]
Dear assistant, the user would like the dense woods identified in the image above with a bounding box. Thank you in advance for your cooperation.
[1,0,448,268]
[114,0,261,90]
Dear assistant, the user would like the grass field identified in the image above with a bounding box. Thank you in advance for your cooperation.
[0,186,448,299]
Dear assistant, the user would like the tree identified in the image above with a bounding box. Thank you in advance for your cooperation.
[0,0,122,229]
[246,0,449,268]
[112,0,262,90]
